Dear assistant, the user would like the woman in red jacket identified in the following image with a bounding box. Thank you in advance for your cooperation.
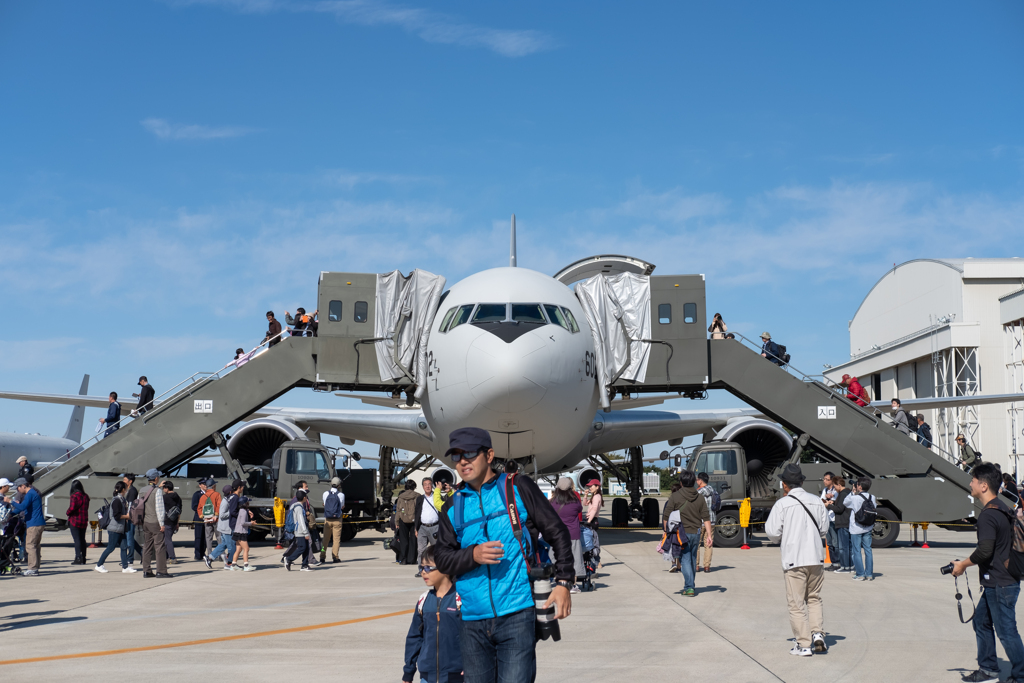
[67,480,91,565]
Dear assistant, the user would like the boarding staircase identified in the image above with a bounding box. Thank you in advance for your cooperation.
[705,336,979,522]
[32,336,318,496]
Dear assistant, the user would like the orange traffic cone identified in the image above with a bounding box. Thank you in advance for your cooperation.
[824,545,831,564]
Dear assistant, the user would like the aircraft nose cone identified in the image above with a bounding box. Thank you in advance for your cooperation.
[467,331,549,413]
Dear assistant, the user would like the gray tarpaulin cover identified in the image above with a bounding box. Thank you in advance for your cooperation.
[576,272,651,410]
[374,269,447,399]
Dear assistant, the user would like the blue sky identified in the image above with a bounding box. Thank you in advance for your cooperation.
[1,1,1022,461]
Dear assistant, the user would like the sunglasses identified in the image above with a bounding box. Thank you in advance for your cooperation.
[419,565,437,574]
[449,449,486,464]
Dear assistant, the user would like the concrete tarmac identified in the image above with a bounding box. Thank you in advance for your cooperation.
[0,522,1009,682]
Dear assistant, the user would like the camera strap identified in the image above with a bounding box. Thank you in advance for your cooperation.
[503,474,534,569]
[954,573,976,623]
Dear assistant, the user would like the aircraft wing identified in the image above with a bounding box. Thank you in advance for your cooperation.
[251,406,435,455]
[588,408,763,453]
[0,391,139,410]
[867,393,1024,412]
[332,392,669,410]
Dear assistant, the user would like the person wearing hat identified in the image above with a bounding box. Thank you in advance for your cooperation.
[15,455,33,481]
[434,427,573,681]
[662,470,712,597]
[10,477,45,575]
[550,477,585,590]
[413,477,440,576]
[760,332,784,367]
[191,478,209,561]
[138,469,170,577]
[198,479,222,559]
[321,476,346,564]
[133,376,155,416]
[840,374,868,407]
[582,479,603,568]
[764,464,830,656]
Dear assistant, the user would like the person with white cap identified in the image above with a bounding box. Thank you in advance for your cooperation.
[10,477,44,575]
[320,476,346,565]
[16,456,33,481]
[765,464,830,657]
[759,332,784,366]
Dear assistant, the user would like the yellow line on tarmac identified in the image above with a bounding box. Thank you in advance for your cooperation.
[0,609,414,666]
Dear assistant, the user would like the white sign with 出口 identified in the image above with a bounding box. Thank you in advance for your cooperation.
[193,400,214,414]
[817,406,836,420]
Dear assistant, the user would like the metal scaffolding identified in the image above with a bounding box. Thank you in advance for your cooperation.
[1006,319,1024,475]
[932,346,981,457]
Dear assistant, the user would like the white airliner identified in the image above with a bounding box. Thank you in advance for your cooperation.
[3,222,1020,523]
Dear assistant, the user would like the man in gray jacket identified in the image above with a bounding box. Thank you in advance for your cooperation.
[139,468,169,578]
[765,464,830,657]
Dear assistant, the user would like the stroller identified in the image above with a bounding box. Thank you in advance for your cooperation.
[0,504,24,576]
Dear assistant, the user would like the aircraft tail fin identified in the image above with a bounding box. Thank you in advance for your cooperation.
[62,374,90,443]
[510,214,517,267]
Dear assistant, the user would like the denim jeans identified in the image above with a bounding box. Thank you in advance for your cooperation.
[679,533,701,591]
[97,531,128,568]
[836,527,852,569]
[460,607,536,683]
[286,538,309,568]
[210,534,236,564]
[975,583,1024,680]
[122,521,143,563]
[850,531,873,577]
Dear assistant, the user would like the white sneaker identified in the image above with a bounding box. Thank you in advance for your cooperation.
[243,564,256,572]
[94,565,108,573]
[789,646,813,657]
[300,566,313,572]
[811,632,828,654]
[122,566,137,573]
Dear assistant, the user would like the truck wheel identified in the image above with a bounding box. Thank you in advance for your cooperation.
[713,510,744,548]
[872,507,900,548]
[611,498,629,527]
[340,522,358,543]
[642,498,660,528]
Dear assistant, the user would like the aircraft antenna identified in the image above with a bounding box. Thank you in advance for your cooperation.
[510,214,517,267]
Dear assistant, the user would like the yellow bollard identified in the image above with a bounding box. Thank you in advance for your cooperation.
[740,498,751,549]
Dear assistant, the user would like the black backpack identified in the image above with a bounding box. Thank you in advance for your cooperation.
[854,493,877,527]
[996,504,1024,581]
[325,490,343,518]
[95,499,112,530]
[776,344,791,365]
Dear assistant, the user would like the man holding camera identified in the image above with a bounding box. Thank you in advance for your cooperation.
[434,427,573,683]
[951,463,1024,683]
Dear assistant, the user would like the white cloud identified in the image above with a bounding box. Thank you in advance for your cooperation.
[141,118,258,140]
[171,0,555,57]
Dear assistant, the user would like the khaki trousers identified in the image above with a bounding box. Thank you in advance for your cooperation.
[25,525,43,571]
[784,565,824,648]
[142,523,167,574]
[697,526,713,569]
[321,519,343,559]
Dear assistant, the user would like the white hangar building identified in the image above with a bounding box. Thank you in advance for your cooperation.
[825,258,1024,473]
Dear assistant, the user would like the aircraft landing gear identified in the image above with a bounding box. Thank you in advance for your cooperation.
[611,498,629,527]
[593,446,662,528]
[378,445,396,512]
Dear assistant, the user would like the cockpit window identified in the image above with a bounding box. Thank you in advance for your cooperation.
[544,305,570,331]
[448,304,475,331]
[511,304,545,324]
[561,307,580,333]
[473,304,507,323]
[438,306,457,332]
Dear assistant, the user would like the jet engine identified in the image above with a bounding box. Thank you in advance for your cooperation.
[431,466,457,487]
[570,466,602,492]
[227,417,310,467]
[711,418,792,500]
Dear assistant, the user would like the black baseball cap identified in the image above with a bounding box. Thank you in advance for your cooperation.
[445,427,492,460]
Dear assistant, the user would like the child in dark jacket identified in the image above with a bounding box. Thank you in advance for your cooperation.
[403,546,463,683]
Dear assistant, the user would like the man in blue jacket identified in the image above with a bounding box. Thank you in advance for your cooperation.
[98,392,121,437]
[10,478,45,576]
[434,428,573,683]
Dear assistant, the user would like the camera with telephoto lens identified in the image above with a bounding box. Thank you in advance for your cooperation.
[529,564,561,642]
[940,562,956,575]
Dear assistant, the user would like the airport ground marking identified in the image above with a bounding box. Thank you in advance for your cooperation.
[0,609,414,666]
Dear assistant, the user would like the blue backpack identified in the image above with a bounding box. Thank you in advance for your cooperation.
[284,503,298,538]
[325,491,342,519]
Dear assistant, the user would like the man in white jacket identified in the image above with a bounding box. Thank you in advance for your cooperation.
[765,464,830,657]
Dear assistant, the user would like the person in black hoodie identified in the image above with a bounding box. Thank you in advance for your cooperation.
[133,377,155,416]
[825,476,854,573]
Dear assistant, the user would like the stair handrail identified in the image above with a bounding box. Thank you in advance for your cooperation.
[34,329,293,481]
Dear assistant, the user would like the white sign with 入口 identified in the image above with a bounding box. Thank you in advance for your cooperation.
[817,406,836,420]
